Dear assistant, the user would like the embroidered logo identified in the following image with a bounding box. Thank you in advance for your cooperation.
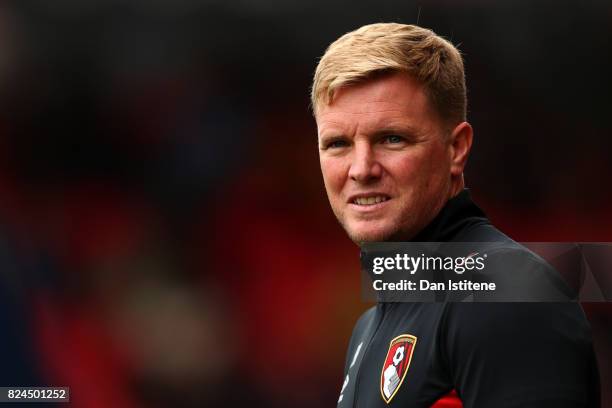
[380,334,417,404]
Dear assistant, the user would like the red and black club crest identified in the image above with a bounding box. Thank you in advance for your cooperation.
[380,334,417,404]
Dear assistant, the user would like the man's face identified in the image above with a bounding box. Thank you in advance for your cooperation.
[316,72,456,243]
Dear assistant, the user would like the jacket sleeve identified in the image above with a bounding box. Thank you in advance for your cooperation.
[443,302,600,407]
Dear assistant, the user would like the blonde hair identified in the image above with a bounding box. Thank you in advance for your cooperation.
[311,23,466,125]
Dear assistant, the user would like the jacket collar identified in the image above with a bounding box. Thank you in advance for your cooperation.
[410,189,488,242]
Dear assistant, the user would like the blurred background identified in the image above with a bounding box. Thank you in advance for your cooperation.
[0,0,610,407]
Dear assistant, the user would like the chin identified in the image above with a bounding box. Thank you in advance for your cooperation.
[346,226,396,244]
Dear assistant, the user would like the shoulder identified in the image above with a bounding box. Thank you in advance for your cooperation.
[341,306,376,370]
[455,223,576,300]
[350,306,376,339]
[345,306,377,351]
[445,302,591,344]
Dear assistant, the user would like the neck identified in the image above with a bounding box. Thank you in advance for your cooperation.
[449,174,465,199]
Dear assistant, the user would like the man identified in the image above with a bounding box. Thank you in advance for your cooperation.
[311,23,599,407]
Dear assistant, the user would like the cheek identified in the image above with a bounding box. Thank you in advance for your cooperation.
[386,154,419,183]
[320,159,346,192]
[388,151,445,193]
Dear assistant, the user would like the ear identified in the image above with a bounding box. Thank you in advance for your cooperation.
[448,122,473,177]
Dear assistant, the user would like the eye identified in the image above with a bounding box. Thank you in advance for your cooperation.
[326,139,349,149]
[383,135,404,144]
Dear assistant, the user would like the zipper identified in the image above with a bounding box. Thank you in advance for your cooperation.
[353,302,388,408]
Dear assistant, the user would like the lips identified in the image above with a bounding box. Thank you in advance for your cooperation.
[348,194,391,206]
[353,196,389,205]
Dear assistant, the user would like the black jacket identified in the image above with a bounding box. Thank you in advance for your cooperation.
[337,190,600,407]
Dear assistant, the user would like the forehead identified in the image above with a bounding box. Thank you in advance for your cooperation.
[316,73,437,134]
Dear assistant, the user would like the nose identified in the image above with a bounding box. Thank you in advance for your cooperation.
[348,143,382,183]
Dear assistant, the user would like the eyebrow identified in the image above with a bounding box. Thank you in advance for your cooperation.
[318,134,346,147]
[318,123,423,144]
[371,125,423,139]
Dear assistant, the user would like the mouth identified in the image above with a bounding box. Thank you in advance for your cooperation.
[348,194,391,207]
